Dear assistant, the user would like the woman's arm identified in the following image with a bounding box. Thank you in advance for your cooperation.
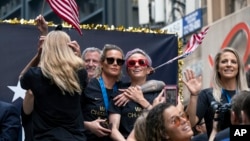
[209,112,219,141]
[22,90,34,115]
[182,69,202,127]
[140,80,165,93]
[19,15,47,79]
[20,15,48,115]
[113,80,165,107]
[19,52,41,79]
[19,35,45,79]
[186,95,199,126]
[109,113,126,141]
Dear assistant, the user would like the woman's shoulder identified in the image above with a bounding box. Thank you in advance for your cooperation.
[200,88,213,94]
[77,68,87,76]
[23,67,42,78]
[199,88,214,98]
[88,77,99,85]
[85,78,100,92]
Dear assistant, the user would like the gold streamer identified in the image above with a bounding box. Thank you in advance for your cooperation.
[0,19,169,34]
[177,37,184,102]
[0,18,183,99]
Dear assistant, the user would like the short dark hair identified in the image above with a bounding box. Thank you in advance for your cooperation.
[145,103,173,141]
[242,91,250,121]
[231,91,248,123]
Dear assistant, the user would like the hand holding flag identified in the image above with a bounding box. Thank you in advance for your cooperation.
[46,0,82,35]
[154,27,209,71]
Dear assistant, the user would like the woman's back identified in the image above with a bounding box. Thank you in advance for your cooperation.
[21,67,87,141]
[20,30,87,141]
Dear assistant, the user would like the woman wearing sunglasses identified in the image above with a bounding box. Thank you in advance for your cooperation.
[146,103,193,141]
[81,44,125,141]
[109,48,161,141]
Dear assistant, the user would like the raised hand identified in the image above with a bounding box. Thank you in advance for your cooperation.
[182,69,202,96]
[68,41,81,57]
[35,14,48,36]
[152,89,166,107]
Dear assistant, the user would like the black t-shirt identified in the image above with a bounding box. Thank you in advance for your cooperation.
[81,78,110,121]
[109,82,160,138]
[20,67,87,141]
[81,78,123,141]
[196,88,234,137]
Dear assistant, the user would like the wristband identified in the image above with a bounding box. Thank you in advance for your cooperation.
[191,93,198,96]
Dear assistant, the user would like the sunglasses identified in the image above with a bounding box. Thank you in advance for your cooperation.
[170,112,189,127]
[127,59,148,68]
[105,57,125,66]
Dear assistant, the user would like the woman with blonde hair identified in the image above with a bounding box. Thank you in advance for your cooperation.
[184,47,249,138]
[126,110,148,141]
[20,30,88,141]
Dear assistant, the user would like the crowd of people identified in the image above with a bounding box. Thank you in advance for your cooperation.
[1,14,250,141]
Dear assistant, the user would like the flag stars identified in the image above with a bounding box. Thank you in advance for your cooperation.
[8,80,26,102]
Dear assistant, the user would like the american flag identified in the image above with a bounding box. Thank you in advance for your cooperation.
[46,0,82,35]
[154,27,209,70]
[183,27,209,56]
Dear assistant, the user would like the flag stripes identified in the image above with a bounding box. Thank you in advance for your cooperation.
[184,27,209,54]
[46,0,82,35]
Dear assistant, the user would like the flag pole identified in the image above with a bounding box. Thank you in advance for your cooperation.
[41,0,46,15]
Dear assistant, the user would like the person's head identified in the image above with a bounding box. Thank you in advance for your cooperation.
[193,118,206,135]
[134,110,148,141]
[230,90,248,124]
[125,48,153,83]
[212,47,249,101]
[40,30,83,95]
[241,91,250,124]
[96,44,124,80]
[146,103,193,141]
[81,47,102,79]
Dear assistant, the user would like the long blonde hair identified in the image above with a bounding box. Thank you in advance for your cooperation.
[134,110,148,141]
[212,47,249,101]
[40,31,84,95]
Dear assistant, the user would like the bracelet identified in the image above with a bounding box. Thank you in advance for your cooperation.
[191,93,198,96]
